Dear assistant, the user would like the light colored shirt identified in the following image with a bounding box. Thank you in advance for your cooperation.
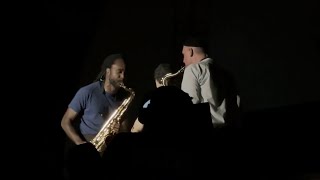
[181,58,229,125]
[143,100,150,108]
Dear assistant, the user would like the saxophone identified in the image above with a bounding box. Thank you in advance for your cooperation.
[161,66,185,86]
[90,83,135,154]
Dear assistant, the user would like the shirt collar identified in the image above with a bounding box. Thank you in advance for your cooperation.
[98,80,106,94]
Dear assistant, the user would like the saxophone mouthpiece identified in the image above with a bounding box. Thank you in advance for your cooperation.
[119,83,130,91]
[161,66,185,86]
[119,82,125,87]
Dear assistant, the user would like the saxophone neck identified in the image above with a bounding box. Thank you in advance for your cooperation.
[178,66,185,73]
[119,83,135,95]
[161,66,185,86]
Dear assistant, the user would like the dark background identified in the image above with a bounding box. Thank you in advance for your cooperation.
[16,0,320,179]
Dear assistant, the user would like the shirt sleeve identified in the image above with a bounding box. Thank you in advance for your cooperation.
[142,100,150,108]
[181,64,201,104]
[68,88,88,113]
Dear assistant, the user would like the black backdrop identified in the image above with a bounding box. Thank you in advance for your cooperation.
[16,1,320,179]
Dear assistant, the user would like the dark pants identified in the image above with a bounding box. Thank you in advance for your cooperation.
[63,141,102,180]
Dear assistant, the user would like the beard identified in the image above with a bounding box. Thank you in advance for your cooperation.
[109,77,122,88]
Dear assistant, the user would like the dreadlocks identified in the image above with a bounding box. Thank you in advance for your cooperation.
[95,54,124,82]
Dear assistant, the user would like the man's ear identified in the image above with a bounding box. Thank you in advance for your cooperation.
[190,48,194,57]
[106,68,110,75]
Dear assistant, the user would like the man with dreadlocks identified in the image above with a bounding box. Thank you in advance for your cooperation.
[61,53,130,180]
[61,53,129,145]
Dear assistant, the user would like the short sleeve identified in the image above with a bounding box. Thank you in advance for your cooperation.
[68,88,89,113]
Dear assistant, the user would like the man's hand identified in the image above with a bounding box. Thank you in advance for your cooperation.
[76,141,87,145]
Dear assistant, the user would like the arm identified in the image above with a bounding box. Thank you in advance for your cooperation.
[131,118,144,132]
[130,99,149,132]
[61,108,87,145]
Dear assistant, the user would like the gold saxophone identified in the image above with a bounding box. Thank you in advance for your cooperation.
[161,66,185,86]
[90,83,135,154]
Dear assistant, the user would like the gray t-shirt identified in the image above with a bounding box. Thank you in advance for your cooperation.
[181,58,240,125]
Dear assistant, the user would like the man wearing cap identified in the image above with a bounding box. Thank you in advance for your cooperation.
[181,37,241,127]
